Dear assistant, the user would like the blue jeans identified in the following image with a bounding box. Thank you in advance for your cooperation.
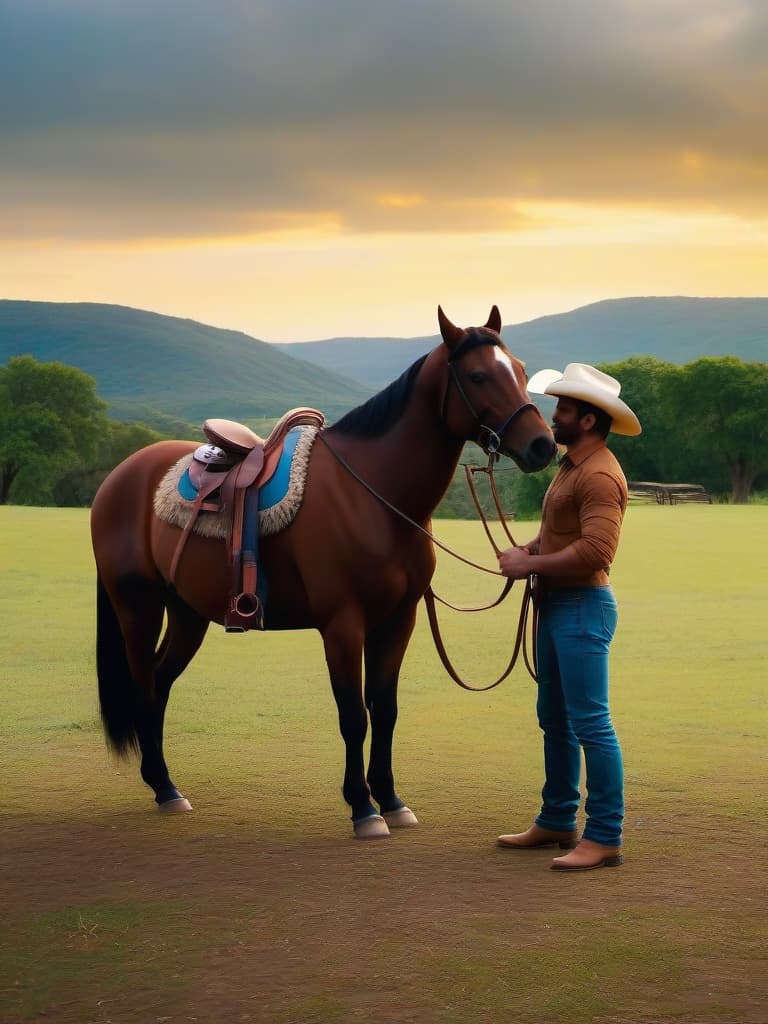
[534,586,624,846]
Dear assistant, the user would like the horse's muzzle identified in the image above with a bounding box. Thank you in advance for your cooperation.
[514,434,557,473]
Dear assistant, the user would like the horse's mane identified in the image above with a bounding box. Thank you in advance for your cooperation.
[328,354,429,438]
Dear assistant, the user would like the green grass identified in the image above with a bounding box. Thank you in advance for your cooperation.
[1,504,766,1023]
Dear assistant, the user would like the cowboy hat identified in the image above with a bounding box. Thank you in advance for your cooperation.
[526,363,641,436]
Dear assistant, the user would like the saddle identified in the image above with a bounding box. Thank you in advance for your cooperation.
[168,407,325,632]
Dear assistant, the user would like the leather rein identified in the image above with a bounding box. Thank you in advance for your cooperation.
[317,343,539,691]
[424,459,538,690]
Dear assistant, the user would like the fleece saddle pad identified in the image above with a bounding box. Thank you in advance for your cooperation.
[153,424,319,540]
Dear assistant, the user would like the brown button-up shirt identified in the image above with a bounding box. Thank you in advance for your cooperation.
[539,437,628,589]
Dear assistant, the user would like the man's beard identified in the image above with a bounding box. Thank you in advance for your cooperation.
[553,424,578,445]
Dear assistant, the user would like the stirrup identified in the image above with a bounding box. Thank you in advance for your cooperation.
[224,592,264,632]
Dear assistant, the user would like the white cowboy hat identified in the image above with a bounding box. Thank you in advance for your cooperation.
[526,363,642,436]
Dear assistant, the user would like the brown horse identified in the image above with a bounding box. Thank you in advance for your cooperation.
[91,306,556,838]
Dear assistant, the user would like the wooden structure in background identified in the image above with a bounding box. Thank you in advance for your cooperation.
[628,481,712,505]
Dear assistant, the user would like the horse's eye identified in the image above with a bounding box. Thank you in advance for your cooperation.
[468,370,488,385]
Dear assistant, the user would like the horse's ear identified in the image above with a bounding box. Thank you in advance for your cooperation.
[484,305,502,334]
[437,306,464,351]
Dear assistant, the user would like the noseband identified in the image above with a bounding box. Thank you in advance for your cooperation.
[441,337,537,456]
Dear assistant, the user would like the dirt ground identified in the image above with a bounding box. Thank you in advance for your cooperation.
[3,806,766,1024]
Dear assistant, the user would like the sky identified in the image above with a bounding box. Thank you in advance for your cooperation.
[1,0,766,342]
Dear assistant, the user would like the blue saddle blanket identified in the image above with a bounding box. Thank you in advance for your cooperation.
[177,427,303,509]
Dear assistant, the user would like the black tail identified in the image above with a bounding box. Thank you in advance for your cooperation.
[96,575,140,756]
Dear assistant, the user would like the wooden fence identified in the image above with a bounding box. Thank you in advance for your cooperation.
[628,481,712,505]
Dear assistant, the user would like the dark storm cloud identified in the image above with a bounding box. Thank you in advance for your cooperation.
[1,0,766,240]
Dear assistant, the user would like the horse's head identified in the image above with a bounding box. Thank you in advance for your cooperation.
[437,306,556,472]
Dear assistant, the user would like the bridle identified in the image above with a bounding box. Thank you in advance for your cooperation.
[441,336,538,457]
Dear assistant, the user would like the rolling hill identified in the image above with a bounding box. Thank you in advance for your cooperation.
[1,297,765,429]
[0,300,372,425]
[275,297,768,388]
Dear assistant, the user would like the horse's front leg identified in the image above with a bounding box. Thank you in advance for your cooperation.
[363,606,419,829]
[322,615,390,839]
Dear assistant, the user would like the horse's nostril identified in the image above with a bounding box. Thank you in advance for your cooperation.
[529,435,557,467]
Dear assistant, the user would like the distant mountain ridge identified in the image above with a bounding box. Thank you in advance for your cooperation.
[275,297,768,388]
[1,297,765,426]
[0,300,371,424]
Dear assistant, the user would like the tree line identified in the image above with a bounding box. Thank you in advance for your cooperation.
[1,353,766,509]
[0,356,169,506]
[600,354,767,504]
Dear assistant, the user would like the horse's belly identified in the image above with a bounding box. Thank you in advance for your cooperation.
[151,519,232,622]
[150,506,430,633]
[150,520,314,628]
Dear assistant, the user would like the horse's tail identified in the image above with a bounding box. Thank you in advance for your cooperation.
[96,575,140,756]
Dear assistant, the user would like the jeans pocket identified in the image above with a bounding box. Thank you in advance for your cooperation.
[600,599,618,640]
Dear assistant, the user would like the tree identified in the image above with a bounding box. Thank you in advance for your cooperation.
[52,419,164,506]
[663,357,768,503]
[600,355,768,501]
[598,356,681,483]
[0,356,109,504]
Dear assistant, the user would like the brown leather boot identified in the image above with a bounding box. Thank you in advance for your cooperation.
[550,838,623,870]
[497,823,579,849]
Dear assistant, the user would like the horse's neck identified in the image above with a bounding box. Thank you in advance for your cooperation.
[337,357,464,523]
[384,417,464,521]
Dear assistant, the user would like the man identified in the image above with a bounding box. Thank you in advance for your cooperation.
[496,363,641,871]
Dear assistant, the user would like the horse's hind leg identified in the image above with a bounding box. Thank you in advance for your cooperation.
[364,606,419,828]
[101,574,208,812]
[135,594,210,812]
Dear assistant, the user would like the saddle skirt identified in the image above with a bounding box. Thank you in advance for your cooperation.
[153,423,320,540]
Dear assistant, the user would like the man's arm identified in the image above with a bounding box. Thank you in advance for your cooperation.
[498,542,589,579]
[498,473,624,580]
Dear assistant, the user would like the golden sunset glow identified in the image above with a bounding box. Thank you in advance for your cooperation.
[1,1,766,341]
[375,194,426,209]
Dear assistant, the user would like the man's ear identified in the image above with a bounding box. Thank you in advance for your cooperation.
[580,411,597,433]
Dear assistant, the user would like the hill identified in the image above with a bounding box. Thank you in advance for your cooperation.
[274,297,768,388]
[0,301,372,425]
[2,298,765,429]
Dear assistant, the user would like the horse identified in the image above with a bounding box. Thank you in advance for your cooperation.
[90,306,556,839]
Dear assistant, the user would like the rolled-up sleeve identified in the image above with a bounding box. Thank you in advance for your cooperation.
[570,472,626,569]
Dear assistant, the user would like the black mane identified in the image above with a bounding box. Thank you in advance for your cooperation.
[329,354,429,438]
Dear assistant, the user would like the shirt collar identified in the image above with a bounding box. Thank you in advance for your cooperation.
[560,435,608,467]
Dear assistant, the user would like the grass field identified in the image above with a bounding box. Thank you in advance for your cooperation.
[1,504,766,1024]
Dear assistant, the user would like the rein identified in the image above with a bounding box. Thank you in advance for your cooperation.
[425,458,539,690]
[316,432,539,691]
[423,578,537,691]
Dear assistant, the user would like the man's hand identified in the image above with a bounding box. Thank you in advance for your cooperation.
[498,545,533,579]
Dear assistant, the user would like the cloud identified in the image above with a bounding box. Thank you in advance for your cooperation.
[1,0,766,242]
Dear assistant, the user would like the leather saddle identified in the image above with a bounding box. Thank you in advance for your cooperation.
[168,407,324,632]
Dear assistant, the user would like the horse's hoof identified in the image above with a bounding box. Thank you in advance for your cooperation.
[353,814,390,840]
[382,806,418,828]
[158,797,193,813]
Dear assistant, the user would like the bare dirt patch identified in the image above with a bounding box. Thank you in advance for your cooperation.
[3,811,765,1024]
